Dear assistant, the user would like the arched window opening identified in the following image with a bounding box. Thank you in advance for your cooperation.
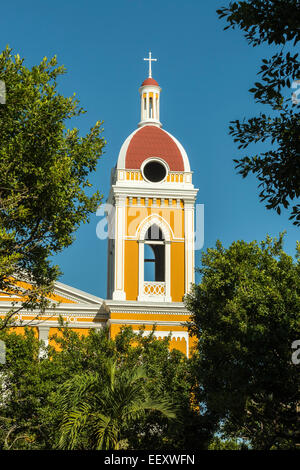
[144,224,165,282]
[149,97,153,118]
[145,224,164,241]
[142,160,167,183]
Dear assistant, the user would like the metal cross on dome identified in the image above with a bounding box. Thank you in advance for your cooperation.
[144,51,157,78]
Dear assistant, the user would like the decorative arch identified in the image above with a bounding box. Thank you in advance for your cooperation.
[116,126,191,172]
[137,216,171,303]
[138,214,173,241]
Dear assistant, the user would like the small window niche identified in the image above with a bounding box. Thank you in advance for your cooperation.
[144,225,165,282]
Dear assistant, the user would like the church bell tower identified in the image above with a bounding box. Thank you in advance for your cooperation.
[0,54,200,358]
[107,53,198,306]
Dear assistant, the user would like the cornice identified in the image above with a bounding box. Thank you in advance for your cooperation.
[111,185,199,201]
[0,302,109,317]
[53,281,104,305]
[108,319,189,327]
[104,299,189,315]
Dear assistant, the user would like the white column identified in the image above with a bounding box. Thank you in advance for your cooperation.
[184,200,195,293]
[38,325,50,346]
[112,194,126,300]
[140,93,144,122]
[165,241,171,302]
[138,240,144,301]
[146,93,149,120]
[38,325,50,358]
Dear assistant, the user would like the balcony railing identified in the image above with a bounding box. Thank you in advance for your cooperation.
[143,281,165,297]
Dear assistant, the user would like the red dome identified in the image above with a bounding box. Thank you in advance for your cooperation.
[125,126,184,171]
[141,77,159,87]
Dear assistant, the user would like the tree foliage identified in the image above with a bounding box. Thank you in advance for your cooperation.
[0,326,214,450]
[0,46,105,328]
[58,359,175,450]
[217,1,300,225]
[185,234,300,449]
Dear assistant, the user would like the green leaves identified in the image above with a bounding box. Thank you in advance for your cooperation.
[0,327,204,450]
[217,1,300,46]
[218,2,300,225]
[185,235,300,449]
[57,360,177,450]
[0,46,105,321]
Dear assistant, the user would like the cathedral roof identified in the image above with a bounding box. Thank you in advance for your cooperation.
[117,125,190,171]
[141,77,159,87]
[116,54,191,173]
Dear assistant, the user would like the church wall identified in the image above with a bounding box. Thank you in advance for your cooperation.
[109,322,189,356]
[171,242,185,301]
[125,202,184,240]
[169,336,187,355]
[188,334,198,356]
[109,312,190,323]
[4,326,39,337]
[124,240,139,300]
[49,326,90,349]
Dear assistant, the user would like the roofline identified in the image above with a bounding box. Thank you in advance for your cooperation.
[116,125,190,172]
[53,280,104,305]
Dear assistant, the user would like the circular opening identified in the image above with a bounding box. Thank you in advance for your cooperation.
[143,160,167,183]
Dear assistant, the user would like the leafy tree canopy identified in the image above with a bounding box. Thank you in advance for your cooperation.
[185,234,300,449]
[217,1,300,225]
[0,326,214,450]
[0,46,105,328]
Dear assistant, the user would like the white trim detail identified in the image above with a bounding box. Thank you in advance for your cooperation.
[38,325,50,358]
[116,126,190,173]
[163,129,191,172]
[116,128,140,169]
[138,84,162,128]
[137,215,173,241]
[133,329,189,357]
[184,201,195,293]
[141,157,169,184]
[112,195,126,300]
[38,325,50,347]
[137,216,172,302]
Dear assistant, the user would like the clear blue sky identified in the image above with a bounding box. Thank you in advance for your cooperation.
[1,0,298,298]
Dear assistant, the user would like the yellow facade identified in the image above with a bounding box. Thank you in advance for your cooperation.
[0,73,199,358]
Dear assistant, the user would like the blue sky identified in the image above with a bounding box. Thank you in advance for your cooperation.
[1,0,298,298]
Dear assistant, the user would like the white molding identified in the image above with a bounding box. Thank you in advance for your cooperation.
[112,290,126,301]
[116,128,140,169]
[138,215,172,241]
[38,325,50,346]
[105,301,189,316]
[165,241,171,300]
[141,157,169,184]
[0,302,109,317]
[138,240,144,301]
[112,194,126,301]
[133,329,189,357]
[116,125,191,174]
[163,129,191,172]
[111,185,198,201]
[138,84,162,128]
[137,216,172,303]
[184,202,195,294]
[16,320,106,329]
[53,280,104,305]
[109,319,188,327]
[129,213,181,242]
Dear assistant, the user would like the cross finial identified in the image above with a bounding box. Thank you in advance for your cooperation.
[144,51,157,78]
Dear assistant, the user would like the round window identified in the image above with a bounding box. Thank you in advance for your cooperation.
[142,160,167,183]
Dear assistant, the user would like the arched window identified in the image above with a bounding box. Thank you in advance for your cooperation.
[149,96,153,118]
[138,219,171,302]
[144,224,165,282]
